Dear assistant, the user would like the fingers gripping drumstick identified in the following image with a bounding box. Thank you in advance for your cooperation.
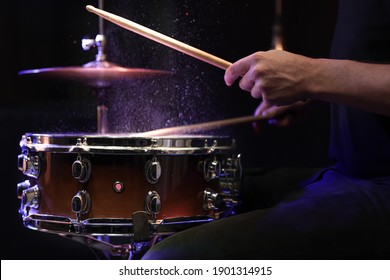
[86,5,232,70]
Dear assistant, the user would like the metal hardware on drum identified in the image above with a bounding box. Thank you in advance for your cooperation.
[72,157,92,183]
[220,154,242,192]
[20,185,40,216]
[144,191,162,216]
[16,180,30,199]
[18,153,40,178]
[203,157,222,181]
[203,188,222,211]
[144,158,162,184]
[16,133,242,259]
[202,154,242,214]
[71,190,91,215]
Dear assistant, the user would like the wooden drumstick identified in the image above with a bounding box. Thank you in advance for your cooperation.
[86,5,232,70]
[137,114,266,137]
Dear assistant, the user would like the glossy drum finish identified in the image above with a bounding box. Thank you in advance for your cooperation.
[17,133,242,236]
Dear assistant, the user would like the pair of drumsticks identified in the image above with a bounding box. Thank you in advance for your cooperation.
[86,5,266,136]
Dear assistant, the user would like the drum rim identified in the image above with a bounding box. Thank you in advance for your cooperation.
[23,213,215,237]
[20,133,236,155]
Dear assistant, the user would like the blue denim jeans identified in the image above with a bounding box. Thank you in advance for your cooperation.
[142,167,390,259]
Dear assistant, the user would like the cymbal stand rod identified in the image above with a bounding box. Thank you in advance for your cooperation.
[95,88,109,134]
[96,0,108,134]
[97,104,108,134]
[98,0,104,35]
[95,0,107,62]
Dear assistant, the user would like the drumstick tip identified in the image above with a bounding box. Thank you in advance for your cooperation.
[85,5,95,12]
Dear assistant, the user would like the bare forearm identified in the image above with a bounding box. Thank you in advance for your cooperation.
[309,59,390,116]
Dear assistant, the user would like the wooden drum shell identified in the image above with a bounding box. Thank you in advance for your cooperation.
[18,133,240,225]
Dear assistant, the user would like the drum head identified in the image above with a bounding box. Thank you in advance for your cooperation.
[20,133,236,155]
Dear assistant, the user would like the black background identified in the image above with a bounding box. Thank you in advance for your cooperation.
[2,0,337,259]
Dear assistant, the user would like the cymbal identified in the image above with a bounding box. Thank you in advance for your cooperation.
[18,60,173,87]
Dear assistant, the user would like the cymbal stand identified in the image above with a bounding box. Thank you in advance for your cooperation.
[82,0,110,134]
[95,88,109,134]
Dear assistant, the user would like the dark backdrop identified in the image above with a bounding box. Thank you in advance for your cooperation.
[2,0,337,259]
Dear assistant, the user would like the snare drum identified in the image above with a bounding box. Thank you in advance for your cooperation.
[17,133,241,238]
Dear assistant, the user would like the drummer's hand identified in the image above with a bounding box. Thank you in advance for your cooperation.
[224,50,314,106]
[253,100,308,133]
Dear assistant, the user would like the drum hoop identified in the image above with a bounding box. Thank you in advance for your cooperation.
[20,133,236,155]
[23,214,214,236]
